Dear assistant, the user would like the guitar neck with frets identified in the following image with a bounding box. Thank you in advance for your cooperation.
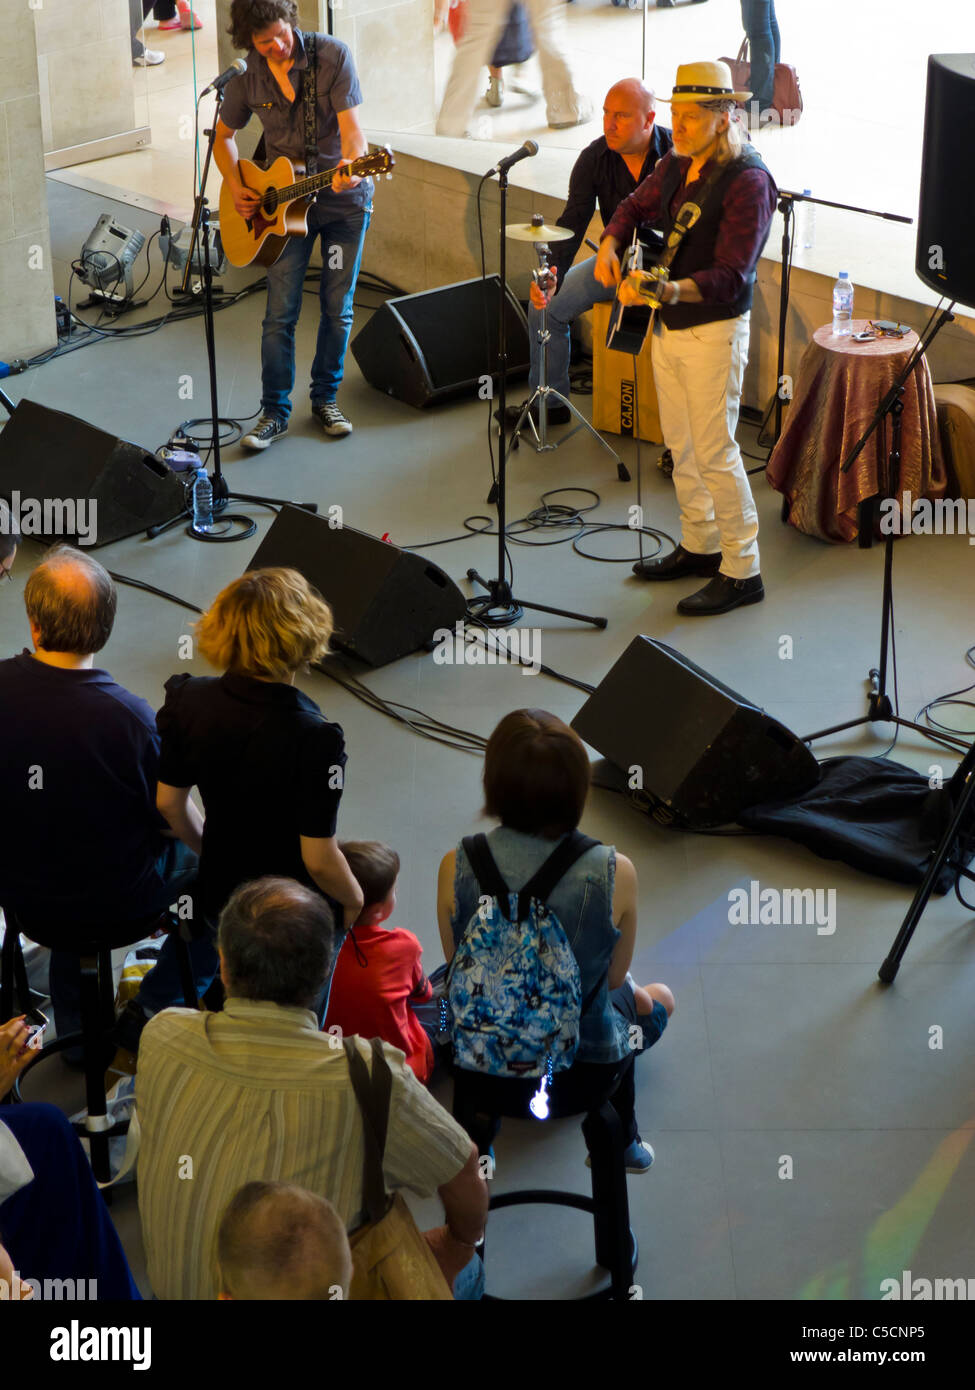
[220,146,395,269]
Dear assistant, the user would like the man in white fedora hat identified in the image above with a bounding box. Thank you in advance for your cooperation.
[595,60,776,616]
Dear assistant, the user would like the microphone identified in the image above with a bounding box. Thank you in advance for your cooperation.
[491,140,539,176]
[200,58,247,98]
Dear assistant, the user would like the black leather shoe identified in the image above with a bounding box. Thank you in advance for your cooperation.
[677,573,765,616]
[632,545,722,581]
[498,398,571,430]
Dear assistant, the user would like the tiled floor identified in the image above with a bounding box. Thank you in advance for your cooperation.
[3,175,975,1300]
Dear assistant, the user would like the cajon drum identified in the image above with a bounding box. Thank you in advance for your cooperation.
[591,301,663,444]
[933,384,975,498]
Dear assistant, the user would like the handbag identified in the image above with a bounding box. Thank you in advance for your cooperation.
[722,38,803,126]
[343,1037,454,1300]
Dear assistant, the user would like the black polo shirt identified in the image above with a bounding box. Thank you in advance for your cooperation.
[156,671,346,922]
[220,28,371,211]
[551,125,674,279]
[0,652,165,922]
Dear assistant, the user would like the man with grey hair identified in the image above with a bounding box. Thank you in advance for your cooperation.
[505,78,673,430]
[598,61,776,616]
[137,876,487,1301]
[0,546,208,1049]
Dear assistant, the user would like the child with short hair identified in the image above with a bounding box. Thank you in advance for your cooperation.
[324,841,434,1082]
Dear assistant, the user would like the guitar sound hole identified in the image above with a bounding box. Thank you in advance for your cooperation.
[263,190,277,215]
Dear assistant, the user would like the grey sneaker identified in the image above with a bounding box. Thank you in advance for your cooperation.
[486,75,504,108]
[241,415,288,450]
[549,96,594,130]
[313,403,353,438]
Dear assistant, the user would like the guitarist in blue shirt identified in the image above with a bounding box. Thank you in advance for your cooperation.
[505,79,672,430]
[214,0,371,448]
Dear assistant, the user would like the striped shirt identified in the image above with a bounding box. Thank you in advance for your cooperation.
[136,998,472,1300]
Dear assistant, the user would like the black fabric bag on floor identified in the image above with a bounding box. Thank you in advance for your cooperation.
[737,755,975,893]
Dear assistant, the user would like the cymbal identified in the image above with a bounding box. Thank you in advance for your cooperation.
[505,221,573,242]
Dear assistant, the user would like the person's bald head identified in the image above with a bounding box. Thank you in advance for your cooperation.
[217,1182,353,1301]
[24,546,117,655]
[603,79,657,155]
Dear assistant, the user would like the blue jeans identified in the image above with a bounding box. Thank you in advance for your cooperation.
[740,0,781,113]
[528,256,616,400]
[261,198,371,422]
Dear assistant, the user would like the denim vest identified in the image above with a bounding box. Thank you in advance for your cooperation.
[451,826,628,1065]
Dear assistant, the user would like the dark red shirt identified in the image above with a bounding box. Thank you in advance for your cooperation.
[603,149,777,305]
[324,922,434,1082]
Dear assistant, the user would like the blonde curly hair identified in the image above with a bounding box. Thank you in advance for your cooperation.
[196,567,334,680]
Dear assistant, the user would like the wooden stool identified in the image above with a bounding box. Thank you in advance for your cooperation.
[591,302,663,445]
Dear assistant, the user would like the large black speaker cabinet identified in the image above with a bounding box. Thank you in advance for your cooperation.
[571,637,820,828]
[247,503,467,668]
[0,399,185,547]
[351,275,530,408]
[916,54,975,309]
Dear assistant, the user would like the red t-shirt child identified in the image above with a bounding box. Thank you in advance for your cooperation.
[325,922,434,1082]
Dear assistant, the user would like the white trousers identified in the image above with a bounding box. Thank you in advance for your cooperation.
[651,313,760,579]
[436,0,584,136]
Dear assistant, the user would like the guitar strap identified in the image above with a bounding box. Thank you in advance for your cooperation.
[302,31,318,177]
[655,160,726,277]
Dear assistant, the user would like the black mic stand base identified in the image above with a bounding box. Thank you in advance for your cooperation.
[466,569,607,630]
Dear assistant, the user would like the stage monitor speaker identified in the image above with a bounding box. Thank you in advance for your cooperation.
[916,53,975,309]
[247,503,467,668]
[571,636,820,828]
[0,399,185,547]
[351,274,530,408]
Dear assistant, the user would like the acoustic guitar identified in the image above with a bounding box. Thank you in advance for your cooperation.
[605,203,703,355]
[219,147,395,269]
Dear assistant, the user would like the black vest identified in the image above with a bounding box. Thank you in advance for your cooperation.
[658,145,773,331]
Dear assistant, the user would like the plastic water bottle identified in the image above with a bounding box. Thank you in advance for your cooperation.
[799,189,815,250]
[192,467,213,533]
[832,272,854,337]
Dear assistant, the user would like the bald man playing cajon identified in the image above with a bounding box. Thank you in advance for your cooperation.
[506,79,672,431]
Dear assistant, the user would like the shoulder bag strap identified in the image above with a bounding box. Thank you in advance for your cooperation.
[343,1036,392,1225]
[303,32,318,175]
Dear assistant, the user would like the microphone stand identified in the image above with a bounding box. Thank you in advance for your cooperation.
[764,190,912,451]
[803,301,962,749]
[153,84,317,543]
[466,159,607,630]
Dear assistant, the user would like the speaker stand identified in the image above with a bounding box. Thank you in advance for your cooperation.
[803,304,961,751]
[472,164,607,632]
[878,736,975,982]
[162,91,317,544]
[508,300,630,483]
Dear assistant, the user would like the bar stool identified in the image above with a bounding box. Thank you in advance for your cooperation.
[452,1067,638,1300]
[1,905,199,1184]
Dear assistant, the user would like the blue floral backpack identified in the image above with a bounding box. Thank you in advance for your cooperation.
[444,831,602,1079]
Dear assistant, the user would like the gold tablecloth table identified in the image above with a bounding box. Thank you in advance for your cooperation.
[766,321,947,542]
